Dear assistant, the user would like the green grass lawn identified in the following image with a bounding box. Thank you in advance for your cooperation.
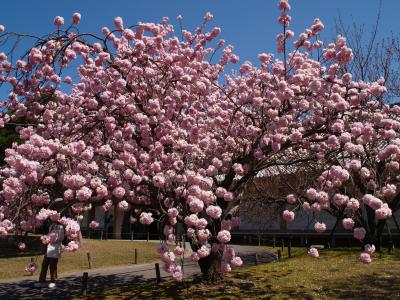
[0,238,161,280]
[76,247,400,300]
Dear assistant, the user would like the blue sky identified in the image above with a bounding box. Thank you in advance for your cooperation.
[0,0,398,99]
[0,0,397,63]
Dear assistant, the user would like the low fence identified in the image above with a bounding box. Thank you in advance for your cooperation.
[81,229,160,241]
[230,231,400,250]
[81,228,400,251]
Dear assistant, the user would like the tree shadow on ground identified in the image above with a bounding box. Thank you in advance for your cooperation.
[0,269,155,300]
[321,268,400,299]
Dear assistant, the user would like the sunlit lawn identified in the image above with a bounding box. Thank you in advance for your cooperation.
[0,238,161,280]
[77,247,400,300]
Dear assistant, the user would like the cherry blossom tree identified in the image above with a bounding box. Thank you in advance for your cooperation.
[0,0,391,281]
[283,5,400,257]
[286,102,400,255]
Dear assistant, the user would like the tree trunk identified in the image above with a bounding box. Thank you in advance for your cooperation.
[197,251,223,283]
[113,206,124,239]
[78,231,84,246]
[87,205,96,229]
[363,218,386,252]
[375,220,386,252]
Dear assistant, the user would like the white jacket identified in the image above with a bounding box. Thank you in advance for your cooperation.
[46,224,65,258]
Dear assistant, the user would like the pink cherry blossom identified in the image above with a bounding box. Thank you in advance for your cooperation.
[54,16,64,27]
[206,205,222,219]
[306,188,318,200]
[363,194,383,210]
[282,210,295,222]
[308,247,319,257]
[232,163,244,176]
[375,203,392,220]
[314,222,326,233]
[25,261,37,274]
[174,246,184,256]
[230,256,243,267]
[360,252,371,264]
[286,194,297,204]
[197,245,211,258]
[347,198,360,211]
[139,212,153,225]
[191,252,200,262]
[89,221,99,229]
[217,230,231,243]
[221,263,231,273]
[278,0,291,10]
[72,13,81,24]
[64,241,79,252]
[364,244,375,255]
[172,269,183,281]
[342,218,355,230]
[353,227,366,240]
[221,220,232,231]
[114,17,124,30]
[18,242,26,251]
[168,208,179,218]
[157,243,169,254]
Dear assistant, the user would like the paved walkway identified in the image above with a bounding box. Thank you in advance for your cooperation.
[0,245,277,300]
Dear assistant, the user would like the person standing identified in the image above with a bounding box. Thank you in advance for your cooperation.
[36,221,65,288]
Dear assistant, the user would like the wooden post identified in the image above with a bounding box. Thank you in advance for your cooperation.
[277,249,282,261]
[386,222,394,254]
[288,237,292,258]
[81,272,88,295]
[388,241,394,254]
[29,257,35,275]
[147,232,150,242]
[131,232,134,241]
[155,263,161,284]
[281,239,284,252]
[134,248,138,264]
[100,230,103,240]
[255,253,259,265]
[87,252,92,269]
[273,236,276,248]
[258,235,261,246]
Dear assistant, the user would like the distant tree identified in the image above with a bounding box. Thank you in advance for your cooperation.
[335,2,400,103]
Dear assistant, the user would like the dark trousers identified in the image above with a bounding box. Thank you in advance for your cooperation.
[39,256,58,283]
